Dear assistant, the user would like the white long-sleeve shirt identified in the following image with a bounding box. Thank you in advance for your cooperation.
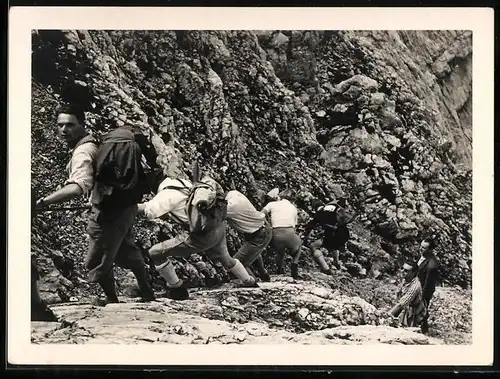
[226,190,266,234]
[262,199,298,228]
[142,178,192,224]
[64,138,98,197]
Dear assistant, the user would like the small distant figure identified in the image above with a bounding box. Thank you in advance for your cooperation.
[388,263,427,329]
[302,198,352,276]
[261,188,303,279]
[415,236,439,334]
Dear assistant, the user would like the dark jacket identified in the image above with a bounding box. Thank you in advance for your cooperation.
[416,253,439,303]
[303,203,350,242]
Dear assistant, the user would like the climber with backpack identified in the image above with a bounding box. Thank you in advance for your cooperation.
[36,103,159,306]
[136,162,258,300]
[302,197,354,276]
[85,123,158,306]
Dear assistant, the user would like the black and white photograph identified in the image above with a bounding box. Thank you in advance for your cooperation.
[8,7,494,367]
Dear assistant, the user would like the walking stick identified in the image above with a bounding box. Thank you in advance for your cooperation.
[39,205,92,212]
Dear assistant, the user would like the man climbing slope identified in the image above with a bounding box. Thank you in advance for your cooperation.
[225,189,272,282]
[261,188,303,279]
[36,104,156,306]
[136,173,258,300]
[302,198,352,276]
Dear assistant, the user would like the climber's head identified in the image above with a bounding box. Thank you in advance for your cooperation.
[419,236,437,257]
[266,187,280,202]
[402,262,416,283]
[56,104,87,144]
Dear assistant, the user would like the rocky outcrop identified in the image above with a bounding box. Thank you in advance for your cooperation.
[30,276,470,345]
[31,29,472,306]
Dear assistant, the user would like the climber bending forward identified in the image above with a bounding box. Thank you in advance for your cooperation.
[261,188,303,279]
[302,199,352,276]
[225,189,272,282]
[136,176,258,301]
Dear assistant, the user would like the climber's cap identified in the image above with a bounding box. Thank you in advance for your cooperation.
[267,188,280,200]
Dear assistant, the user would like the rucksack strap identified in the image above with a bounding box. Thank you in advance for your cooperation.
[74,134,98,150]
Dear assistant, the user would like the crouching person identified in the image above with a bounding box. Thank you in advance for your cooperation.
[225,189,272,282]
[137,176,258,301]
[388,263,427,330]
[303,199,352,276]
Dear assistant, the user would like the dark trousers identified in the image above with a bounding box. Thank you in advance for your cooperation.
[421,293,434,333]
[86,205,146,282]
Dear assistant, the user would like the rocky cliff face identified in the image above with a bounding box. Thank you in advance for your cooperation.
[31,30,472,308]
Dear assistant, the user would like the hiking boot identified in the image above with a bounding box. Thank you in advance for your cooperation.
[92,296,120,307]
[205,276,220,288]
[31,302,58,322]
[321,267,335,276]
[158,285,190,301]
[238,278,260,288]
[259,272,271,282]
[276,267,285,275]
[291,263,303,280]
[138,284,156,302]
[139,292,156,302]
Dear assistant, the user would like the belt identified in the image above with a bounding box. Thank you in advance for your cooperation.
[249,220,269,236]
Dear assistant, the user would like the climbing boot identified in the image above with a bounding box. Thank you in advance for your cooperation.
[237,277,260,288]
[92,296,120,307]
[259,271,271,282]
[291,263,303,280]
[205,276,221,288]
[321,267,335,276]
[158,284,190,301]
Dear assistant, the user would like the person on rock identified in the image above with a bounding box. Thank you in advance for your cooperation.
[415,236,439,334]
[261,188,303,279]
[302,198,352,276]
[136,175,259,301]
[225,189,272,282]
[35,104,155,307]
[388,263,427,329]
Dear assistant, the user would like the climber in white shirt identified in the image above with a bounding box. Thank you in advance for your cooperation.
[261,188,303,279]
[225,189,272,282]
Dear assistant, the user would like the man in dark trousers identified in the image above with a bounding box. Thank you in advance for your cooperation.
[302,198,352,276]
[415,236,439,334]
[36,104,155,306]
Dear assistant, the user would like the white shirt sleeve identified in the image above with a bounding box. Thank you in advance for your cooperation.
[64,143,97,196]
[262,202,272,215]
[142,190,175,220]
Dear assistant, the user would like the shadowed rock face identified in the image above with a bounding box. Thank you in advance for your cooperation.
[31,30,472,308]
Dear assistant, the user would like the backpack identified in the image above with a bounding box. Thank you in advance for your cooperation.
[319,200,355,227]
[93,126,158,209]
[162,161,227,233]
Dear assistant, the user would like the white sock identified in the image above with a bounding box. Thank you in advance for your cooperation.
[156,261,183,288]
[230,259,253,282]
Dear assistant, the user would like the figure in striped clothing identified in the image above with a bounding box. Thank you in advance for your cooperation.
[389,263,427,329]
